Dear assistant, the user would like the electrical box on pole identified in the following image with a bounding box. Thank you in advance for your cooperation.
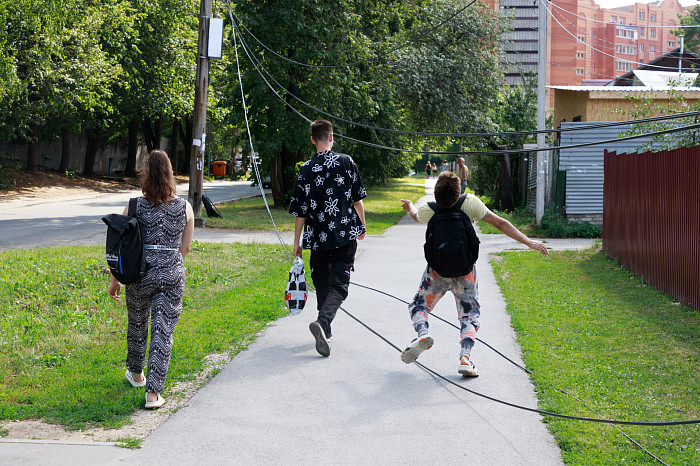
[208,18,224,60]
[188,0,212,218]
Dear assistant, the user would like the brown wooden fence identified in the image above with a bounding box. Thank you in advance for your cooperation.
[603,147,700,311]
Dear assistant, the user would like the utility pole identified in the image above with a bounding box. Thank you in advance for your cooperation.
[189,0,212,217]
[536,0,547,225]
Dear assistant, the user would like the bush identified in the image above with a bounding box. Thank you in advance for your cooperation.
[540,212,601,238]
[0,153,20,189]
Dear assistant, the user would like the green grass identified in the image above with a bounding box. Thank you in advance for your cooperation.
[0,242,290,431]
[204,177,425,235]
[492,249,699,465]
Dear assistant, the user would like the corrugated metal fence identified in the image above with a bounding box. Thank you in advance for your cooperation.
[603,146,700,311]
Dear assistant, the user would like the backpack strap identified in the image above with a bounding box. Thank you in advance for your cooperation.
[454,194,467,209]
[128,197,138,217]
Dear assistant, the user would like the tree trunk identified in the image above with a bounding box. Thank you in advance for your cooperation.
[154,114,162,150]
[125,117,139,177]
[83,130,101,177]
[179,115,192,175]
[142,116,155,153]
[171,117,180,175]
[26,123,38,171]
[499,152,515,212]
[59,125,71,172]
[271,144,301,207]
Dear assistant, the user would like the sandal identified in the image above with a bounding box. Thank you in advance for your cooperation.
[144,393,165,409]
[125,370,146,388]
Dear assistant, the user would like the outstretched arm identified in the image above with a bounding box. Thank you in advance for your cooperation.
[400,199,419,222]
[482,212,549,255]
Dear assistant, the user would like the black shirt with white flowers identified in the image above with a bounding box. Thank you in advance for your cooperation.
[289,150,367,251]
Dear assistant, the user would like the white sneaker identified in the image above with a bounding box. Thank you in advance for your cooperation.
[458,359,479,377]
[401,335,434,364]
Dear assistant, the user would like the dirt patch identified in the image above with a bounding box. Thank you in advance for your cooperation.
[0,352,232,443]
[0,167,189,201]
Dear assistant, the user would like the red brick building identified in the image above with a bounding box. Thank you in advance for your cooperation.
[546,0,690,104]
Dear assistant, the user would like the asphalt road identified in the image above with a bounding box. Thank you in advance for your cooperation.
[0,181,268,251]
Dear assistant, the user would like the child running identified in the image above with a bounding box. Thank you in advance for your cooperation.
[400,172,548,376]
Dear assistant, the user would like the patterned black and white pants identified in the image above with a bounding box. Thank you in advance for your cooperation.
[125,253,185,394]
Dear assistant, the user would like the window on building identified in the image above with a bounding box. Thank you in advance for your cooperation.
[650,45,656,52]
[577,52,585,58]
[650,13,656,22]
[639,43,644,51]
[576,69,585,75]
[615,60,635,72]
[640,27,645,37]
[616,27,637,40]
[619,17,625,25]
[639,12,645,20]
[668,41,675,47]
[616,45,637,55]
[611,15,617,22]
[577,36,585,43]
[650,29,656,38]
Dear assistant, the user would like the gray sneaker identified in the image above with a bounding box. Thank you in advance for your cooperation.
[309,321,330,357]
[401,334,434,364]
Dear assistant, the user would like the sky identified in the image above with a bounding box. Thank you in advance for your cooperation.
[595,0,698,8]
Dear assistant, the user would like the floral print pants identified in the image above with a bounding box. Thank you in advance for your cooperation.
[408,266,480,358]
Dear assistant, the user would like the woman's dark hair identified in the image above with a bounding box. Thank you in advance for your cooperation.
[141,150,176,204]
[434,172,461,208]
[311,119,333,142]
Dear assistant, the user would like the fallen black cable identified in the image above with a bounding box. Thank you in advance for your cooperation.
[340,305,699,427]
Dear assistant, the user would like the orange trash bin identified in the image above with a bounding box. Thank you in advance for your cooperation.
[212,161,227,177]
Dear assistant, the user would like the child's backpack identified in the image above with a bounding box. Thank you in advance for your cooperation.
[424,194,480,278]
[102,198,147,285]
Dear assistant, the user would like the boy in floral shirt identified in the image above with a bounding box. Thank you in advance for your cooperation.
[289,120,367,357]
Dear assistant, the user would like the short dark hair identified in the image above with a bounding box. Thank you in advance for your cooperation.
[434,172,461,208]
[311,119,333,142]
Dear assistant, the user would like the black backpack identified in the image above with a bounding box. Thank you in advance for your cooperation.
[424,194,480,278]
[202,194,223,218]
[102,198,147,285]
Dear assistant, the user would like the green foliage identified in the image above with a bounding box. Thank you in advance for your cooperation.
[219,0,507,199]
[471,77,538,209]
[675,7,700,54]
[114,436,144,449]
[0,153,20,189]
[493,250,700,465]
[540,212,602,238]
[0,0,123,140]
[615,85,700,152]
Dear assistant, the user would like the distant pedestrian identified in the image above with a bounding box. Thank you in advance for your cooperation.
[108,150,194,409]
[425,161,431,179]
[456,157,469,193]
[440,160,448,174]
[431,162,438,179]
[399,172,547,376]
[289,119,367,357]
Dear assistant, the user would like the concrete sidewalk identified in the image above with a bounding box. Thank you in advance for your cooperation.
[1,181,594,465]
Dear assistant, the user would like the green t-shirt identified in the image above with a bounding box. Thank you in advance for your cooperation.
[415,193,489,224]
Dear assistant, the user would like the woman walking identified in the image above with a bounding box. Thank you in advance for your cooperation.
[108,150,194,409]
